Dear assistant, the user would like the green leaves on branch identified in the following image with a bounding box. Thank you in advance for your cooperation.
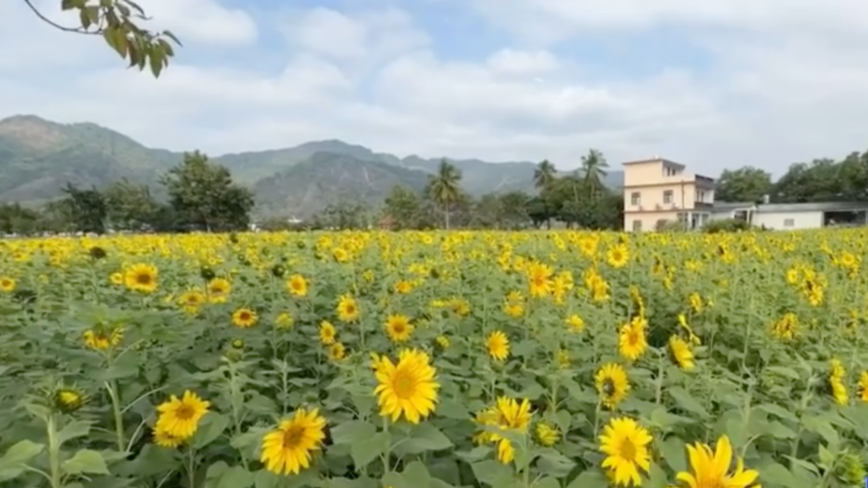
[49,0,180,77]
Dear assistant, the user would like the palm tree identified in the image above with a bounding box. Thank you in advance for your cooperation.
[579,149,609,200]
[534,159,557,189]
[427,159,463,229]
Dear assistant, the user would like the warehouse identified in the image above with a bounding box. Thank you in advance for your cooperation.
[710,201,868,230]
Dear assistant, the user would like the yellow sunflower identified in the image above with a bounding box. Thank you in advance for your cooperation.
[153,426,184,448]
[487,330,510,361]
[260,407,327,476]
[618,317,647,361]
[394,280,413,294]
[83,328,123,351]
[124,263,158,293]
[599,417,652,487]
[54,388,85,413]
[179,290,206,314]
[328,342,346,361]
[565,314,585,332]
[668,335,695,370]
[385,314,414,343]
[275,312,294,330]
[606,244,629,268]
[286,274,308,297]
[0,276,16,292]
[595,362,630,409]
[536,422,559,446]
[373,349,439,424]
[109,272,123,286]
[319,321,337,345]
[231,307,258,328]
[155,390,211,440]
[526,261,553,298]
[672,435,760,488]
[207,278,231,303]
[336,294,360,322]
[858,371,868,402]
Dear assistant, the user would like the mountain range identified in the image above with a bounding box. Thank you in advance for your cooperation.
[0,115,624,217]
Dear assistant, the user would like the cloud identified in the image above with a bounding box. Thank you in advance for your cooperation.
[1,0,868,177]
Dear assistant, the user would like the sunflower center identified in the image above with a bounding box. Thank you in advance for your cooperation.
[282,424,306,448]
[627,330,639,346]
[175,404,196,421]
[239,312,251,321]
[393,323,406,334]
[136,273,152,285]
[346,304,356,314]
[602,379,615,396]
[619,438,637,461]
[392,370,416,399]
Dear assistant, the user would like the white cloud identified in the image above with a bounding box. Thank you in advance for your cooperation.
[3,1,868,178]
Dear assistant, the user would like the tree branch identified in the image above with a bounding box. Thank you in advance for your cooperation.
[23,0,100,35]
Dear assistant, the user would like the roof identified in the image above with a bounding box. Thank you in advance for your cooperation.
[622,157,684,167]
[711,201,868,214]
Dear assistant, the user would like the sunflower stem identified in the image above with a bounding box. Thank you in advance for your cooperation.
[45,414,62,488]
[381,416,392,474]
[106,380,125,452]
[186,446,197,487]
[654,353,665,405]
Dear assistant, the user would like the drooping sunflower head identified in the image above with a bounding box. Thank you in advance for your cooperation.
[668,335,695,371]
[536,422,559,447]
[385,314,413,343]
[319,321,337,345]
[88,246,107,260]
[595,362,630,409]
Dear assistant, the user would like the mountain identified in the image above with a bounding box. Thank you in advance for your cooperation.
[0,115,625,216]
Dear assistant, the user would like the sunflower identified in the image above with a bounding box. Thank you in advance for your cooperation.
[260,408,327,476]
[618,317,647,361]
[672,435,760,488]
[606,244,629,268]
[83,328,123,351]
[595,362,630,409]
[336,294,360,322]
[54,388,85,413]
[385,314,413,342]
[435,335,450,349]
[155,390,211,440]
[153,426,185,448]
[373,349,439,424]
[473,397,533,463]
[328,342,346,361]
[668,335,695,370]
[394,280,413,294]
[110,272,123,286]
[536,422,559,446]
[487,330,510,361]
[599,417,652,486]
[275,312,294,330]
[0,277,16,293]
[526,261,553,298]
[179,290,206,314]
[124,263,158,293]
[286,274,308,297]
[858,371,868,402]
[232,307,258,328]
[319,321,337,345]
[207,278,231,303]
[565,314,585,332]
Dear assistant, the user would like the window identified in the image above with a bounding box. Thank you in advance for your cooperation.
[630,192,641,206]
[663,190,673,204]
[784,218,795,228]
[632,219,642,232]
[696,190,706,203]
[677,212,688,224]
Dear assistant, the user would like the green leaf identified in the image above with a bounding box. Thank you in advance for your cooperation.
[565,469,609,488]
[0,440,44,481]
[471,460,512,486]
[350,431,390,470]
[650,407,694,429]
[533,477,560,488]
[205,464,254,488]
[58,420,93,446]
[668,387,708,417]
[536,449,576,478]
[436,397,470,419]
[658,436,686,473]
[331,420,376,445]
[62,449,110,476]
[403,461,431,488]
[398,423,454,454]
[193,412,230,448]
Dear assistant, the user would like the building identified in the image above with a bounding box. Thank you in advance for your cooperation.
[710,200,868,229]
[622,157,716,232]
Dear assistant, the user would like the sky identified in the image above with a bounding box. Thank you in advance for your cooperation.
[2,0,868,176]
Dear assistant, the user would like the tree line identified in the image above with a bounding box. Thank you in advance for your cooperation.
[715,152,868,203]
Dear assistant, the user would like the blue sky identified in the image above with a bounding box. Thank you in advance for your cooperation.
[2,0,868,177]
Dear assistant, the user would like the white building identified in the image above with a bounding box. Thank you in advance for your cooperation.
[710,200,868,230]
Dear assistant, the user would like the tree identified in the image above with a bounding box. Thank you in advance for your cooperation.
[62,183,108,234]
[426,159,463,229]
[384,185,426,230]
[534,160,557,190]
[715,166,773,202]
[103,179,157,231]
[0,203,41,235]
[26,0,179,77]
[161,151,254,232]
[579,149,609,200]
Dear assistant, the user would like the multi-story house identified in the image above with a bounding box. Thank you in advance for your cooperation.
[622,158,715,232]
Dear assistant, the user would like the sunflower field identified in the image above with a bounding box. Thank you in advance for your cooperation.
[0,229,867,488]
